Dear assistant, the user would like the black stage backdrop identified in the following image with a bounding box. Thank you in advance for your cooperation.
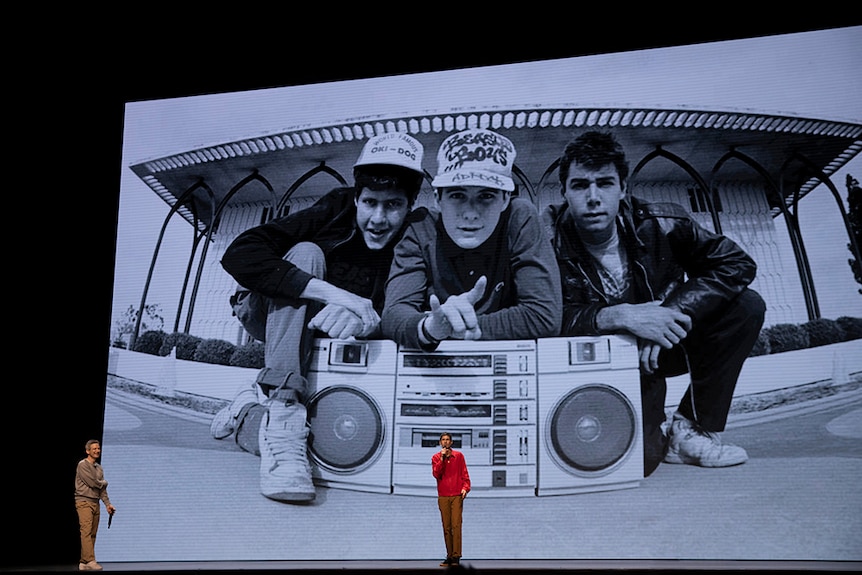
[14,15,859,574]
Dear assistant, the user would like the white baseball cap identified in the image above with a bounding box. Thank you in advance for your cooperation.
[353,132,425,175]
[431,129,516,192]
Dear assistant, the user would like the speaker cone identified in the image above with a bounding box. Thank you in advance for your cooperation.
[308,386,385,473]
[548,384,636,474]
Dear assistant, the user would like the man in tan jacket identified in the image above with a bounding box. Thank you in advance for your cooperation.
[74,440,116,571]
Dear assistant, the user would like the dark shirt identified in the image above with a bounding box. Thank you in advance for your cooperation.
[324,231,395,314]
[221,187,400,315]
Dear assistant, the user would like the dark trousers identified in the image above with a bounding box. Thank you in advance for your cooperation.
[641,288,766,476]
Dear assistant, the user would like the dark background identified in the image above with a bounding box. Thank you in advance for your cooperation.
[14,16,858,572]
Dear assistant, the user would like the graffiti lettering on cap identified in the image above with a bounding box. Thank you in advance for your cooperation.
[443,143,512,172]
[443,146,505,172]
[442,130,513,154]
[450,171,508,188]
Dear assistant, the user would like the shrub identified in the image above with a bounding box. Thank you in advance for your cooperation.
[230,341,265,368]
[194,338,237,366]
[132,330,166,356]
[836,316,862,341]
[802,318,846,348]
[160,332,203,360]
[748,331,770,357]
[762,323,810,354]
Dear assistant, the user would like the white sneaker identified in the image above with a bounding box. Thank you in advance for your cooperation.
[664,415,748,467]
[79,561,103,571]
[210,381,260,440]
[259,401,316,502]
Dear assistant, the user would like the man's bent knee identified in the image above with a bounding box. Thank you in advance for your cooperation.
[285,242,326,277]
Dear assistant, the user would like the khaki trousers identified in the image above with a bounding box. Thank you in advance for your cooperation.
[75,499,100,564]
[437,495,464,559]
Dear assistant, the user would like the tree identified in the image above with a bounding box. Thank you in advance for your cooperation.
[847,174,862,295]
[113,304,165,347]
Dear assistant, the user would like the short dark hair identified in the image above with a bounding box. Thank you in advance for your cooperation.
[558,131,630,189]
[440,432,452,441]
[354,164,424,206]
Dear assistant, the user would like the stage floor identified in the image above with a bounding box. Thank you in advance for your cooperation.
[6,559,862,573]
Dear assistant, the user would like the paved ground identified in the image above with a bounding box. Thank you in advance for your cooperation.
[106,371,862,419]
[85,375,862,566]
[7,375,860,573]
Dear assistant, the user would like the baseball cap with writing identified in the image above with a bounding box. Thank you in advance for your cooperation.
[431,128,516,192]
[353,132,425,176]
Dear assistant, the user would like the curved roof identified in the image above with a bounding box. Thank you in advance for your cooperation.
[124,27,862,229]
[129,104,861,229]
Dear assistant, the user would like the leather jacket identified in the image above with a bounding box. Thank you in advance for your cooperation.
[543,195,758,337]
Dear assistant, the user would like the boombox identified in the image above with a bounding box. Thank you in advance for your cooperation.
[392,340,538,497]
[305,338,397,494]
[536,335,643,496]
[303,335,643,497]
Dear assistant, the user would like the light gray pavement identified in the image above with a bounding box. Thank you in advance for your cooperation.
[94,378,862,567]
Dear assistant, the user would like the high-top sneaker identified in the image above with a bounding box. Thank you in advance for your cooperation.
[664,413,748,467]
[259,400,316,502]
[210,381,260,440]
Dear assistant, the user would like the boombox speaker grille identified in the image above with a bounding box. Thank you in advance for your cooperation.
[307,387,385,472]
[548,384,636,474]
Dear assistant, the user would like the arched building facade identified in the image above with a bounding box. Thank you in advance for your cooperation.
[127,105,862,345]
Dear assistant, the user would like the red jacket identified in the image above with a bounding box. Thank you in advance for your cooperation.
[432,450,471,497]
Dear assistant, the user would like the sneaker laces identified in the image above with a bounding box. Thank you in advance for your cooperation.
[694,428,726,453]
[677,420,734,457]
[701,429,722,443]
[267,428,311,470]
[264,407,312,474]
[668,414,747,467]
[680,418,721,443]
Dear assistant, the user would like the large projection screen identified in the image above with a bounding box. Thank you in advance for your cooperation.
[102,27,861,566]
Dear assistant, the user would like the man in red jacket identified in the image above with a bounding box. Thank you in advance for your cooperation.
[432,432,471,567]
